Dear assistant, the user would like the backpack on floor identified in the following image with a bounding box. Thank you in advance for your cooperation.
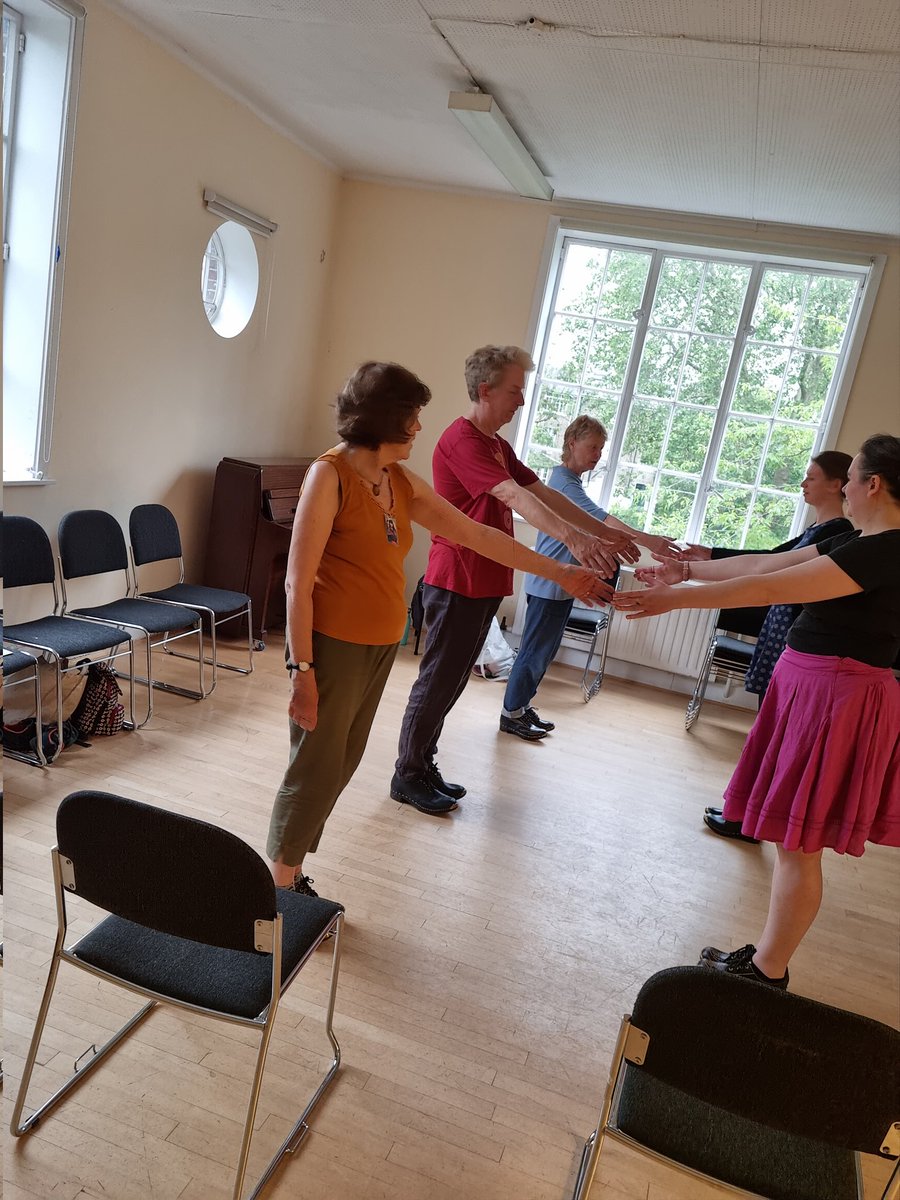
[70,661,126,736]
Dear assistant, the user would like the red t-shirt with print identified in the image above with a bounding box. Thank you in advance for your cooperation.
[424,416,539,598]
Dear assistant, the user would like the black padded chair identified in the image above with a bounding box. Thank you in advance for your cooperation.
[58,509,204,724]
[2,515,137,760]
[564,569,619,702]
[572,965,900,1200]
[10,790,345,1200]
[2,638,46,767]
[129,503,253,696]
[685,605,766,731]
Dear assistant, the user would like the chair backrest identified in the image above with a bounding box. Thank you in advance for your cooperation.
[56,791,277,954]
[717,606,767,639]
[3,515,57,589]
[58,510,129,579]
[130,504,183,567]
[627,966,900,1156]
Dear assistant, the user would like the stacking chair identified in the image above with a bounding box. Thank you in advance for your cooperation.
[129,503,253,696]
[2,638,46,766]
[58,509,204,723]
[572,965,900,1200]
[685,605,766,731]
[11,789,345,1200]
[565,570,619,702]
[3,515,137,760]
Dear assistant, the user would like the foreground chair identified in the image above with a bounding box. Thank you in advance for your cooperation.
[685,605,766,730]
[3,515,137,759]
[58,509,204,723]
[11,790,344,1200]
[129,503,253,695]
[572,965,900,1200]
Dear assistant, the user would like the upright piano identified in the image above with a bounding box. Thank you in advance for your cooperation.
[204,456,314,645]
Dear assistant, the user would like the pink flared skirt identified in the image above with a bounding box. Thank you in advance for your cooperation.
[722,647,900,856]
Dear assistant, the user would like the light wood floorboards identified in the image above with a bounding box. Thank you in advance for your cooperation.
[4,642,898,1198]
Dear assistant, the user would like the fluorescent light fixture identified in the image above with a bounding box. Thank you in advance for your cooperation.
[203,189,278,237]
[448,91,553,201]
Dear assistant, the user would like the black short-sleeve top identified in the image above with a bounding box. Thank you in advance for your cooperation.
[787,529,900,667]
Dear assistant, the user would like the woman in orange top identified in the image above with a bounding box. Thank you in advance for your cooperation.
[267,361,613,895]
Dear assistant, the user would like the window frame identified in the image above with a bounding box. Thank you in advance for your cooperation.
[2,0,85,484]
[516,221,883,547]
[2,3,23,250]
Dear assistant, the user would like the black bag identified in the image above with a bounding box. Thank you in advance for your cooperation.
[409,575,426,654]
[70,662,126,736]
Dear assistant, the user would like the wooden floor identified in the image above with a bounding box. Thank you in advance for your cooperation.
[3,642,898,1200]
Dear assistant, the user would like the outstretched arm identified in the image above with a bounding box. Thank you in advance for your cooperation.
[403,468,613,606]
[614,554,862,619]
[635,544,820,586]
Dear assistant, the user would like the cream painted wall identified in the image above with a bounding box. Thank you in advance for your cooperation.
[316,180,900,612]
[4,0,339,596]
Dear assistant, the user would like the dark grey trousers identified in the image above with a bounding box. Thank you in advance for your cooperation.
[395,584,501,779]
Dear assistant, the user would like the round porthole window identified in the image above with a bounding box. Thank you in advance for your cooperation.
[200,220,259,338]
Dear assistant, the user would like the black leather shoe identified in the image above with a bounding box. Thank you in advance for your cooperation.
[700,949,788,990]
[499,714,548,741]
[703,812,760,844]
[425,760,466,799]
[700,942,756,965]
[390,772,458,814]
[704,805,723,817]
[524,707,555,732]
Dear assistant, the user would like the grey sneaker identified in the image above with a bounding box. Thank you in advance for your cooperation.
[700,946,788,990]
[700,942,756,965]
[287,873,318,897]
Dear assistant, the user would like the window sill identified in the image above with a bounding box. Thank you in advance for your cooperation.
[3,477,57,486]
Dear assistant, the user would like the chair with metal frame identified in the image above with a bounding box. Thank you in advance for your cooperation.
[685,605,766,731]
[10,789,345,1200]
[2,515,137,760]
[2,639,47,767]
[564,571,619,702]
[572,965,900,1200]
[58,509,204,725]
[129,503,253,696]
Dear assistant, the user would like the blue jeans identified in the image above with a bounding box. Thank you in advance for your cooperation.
[502,594,573,716]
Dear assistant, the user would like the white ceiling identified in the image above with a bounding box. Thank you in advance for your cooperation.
[112,0,900,235]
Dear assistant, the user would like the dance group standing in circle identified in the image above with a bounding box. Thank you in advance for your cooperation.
[266,343,900,995]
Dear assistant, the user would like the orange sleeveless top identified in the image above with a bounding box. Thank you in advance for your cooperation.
[311,447,414,646]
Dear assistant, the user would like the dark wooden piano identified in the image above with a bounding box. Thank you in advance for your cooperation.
[204,456,314,646]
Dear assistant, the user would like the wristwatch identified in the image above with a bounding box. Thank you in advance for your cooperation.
[286,660,315,673]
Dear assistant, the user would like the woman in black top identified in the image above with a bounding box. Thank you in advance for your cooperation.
[616,434,900,990]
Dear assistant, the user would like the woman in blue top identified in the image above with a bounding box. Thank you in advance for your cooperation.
[500,416,676,739]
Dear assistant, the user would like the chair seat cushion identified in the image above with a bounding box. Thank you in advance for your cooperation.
[616,1067,858,1200]
[714,634,755,666]
[72,598,200,634]
[5,616,132,656]
[3,649,39,676]
[142,584,250,617]
[70,892,343,1019]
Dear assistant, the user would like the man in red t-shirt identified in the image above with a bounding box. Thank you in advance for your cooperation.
[390,345,638,814]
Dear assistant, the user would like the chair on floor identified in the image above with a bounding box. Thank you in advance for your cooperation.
[129,503,253,696]
[11,789,345,1200]
[2,515,137,760]
[572,965,900,1200]
[685,605,766,731]
[58,509,205,724]
[565,570,619,702]
[2,638,46,766]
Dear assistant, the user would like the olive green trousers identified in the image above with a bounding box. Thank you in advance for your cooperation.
[266,631,399,866]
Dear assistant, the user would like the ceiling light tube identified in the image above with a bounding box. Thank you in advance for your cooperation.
[203,189,278,237]
[448,91,553,201]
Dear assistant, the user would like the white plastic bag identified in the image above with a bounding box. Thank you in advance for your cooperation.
[472,617,516,681]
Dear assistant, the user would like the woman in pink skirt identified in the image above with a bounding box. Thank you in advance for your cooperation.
[615,434,900,990]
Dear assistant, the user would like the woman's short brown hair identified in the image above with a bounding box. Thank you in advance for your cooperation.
[810,449,852,486]
[335,361,431,450]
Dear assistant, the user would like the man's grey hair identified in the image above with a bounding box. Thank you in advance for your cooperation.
[464,345,534,404]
